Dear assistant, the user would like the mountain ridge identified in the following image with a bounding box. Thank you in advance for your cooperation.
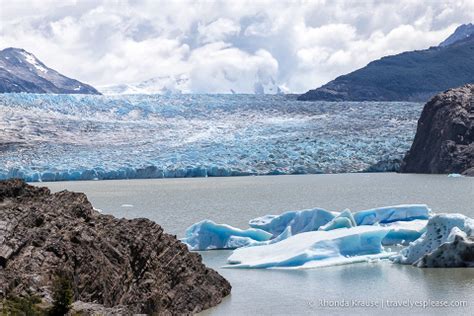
[298,24,474,102]
[0,47,100,94]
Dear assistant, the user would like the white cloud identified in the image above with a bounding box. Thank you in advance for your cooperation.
[198,18,240,44]
[0,0,472,93]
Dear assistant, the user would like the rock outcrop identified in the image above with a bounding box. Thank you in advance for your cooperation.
[0,179,231,314]
[400,84,474,175]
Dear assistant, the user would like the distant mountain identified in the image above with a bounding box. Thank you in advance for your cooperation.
[0,48,100,94]
[99,74,190,95]
[100,75,284,95]
[439,23,474,47]
[298,24,474,102]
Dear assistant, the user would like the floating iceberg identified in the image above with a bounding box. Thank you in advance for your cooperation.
[248,208,336,237]
[353,204,431,225]
[182,220,272,250]
[391,214,474,266]
[319,209,356,231]
[381,220,427,245]
[226,226,392,269]
[415,228,474,268]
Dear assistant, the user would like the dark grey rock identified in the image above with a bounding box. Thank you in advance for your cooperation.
[0,48,100,94]
[0,179,231,314]
[400,84,473,175]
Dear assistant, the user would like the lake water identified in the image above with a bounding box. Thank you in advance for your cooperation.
[40,173,474,315]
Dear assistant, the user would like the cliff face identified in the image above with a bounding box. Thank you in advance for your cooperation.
[0,179,231,314]
[400,84,474,175]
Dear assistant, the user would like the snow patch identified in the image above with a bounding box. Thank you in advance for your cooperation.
[21,52,48,73]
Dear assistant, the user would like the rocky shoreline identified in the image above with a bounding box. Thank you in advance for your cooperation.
[0,179,231,314]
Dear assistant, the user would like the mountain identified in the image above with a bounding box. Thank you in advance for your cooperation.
[439,23,474,47]
[0,47,100,94]
[298,24,474,102]
[99,75,285,95]
[98,74,190,95]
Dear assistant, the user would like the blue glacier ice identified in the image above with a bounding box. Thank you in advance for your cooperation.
[248,208,337,237]
[391,214,474,265]
[0,93,422,181]
[226,226,392,269]
[183,204,431,254]
[353,204,431,225]
[319,209,356,231]
[381,220,428,245]
[182,220,272,250]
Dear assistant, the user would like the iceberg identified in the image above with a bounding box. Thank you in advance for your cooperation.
[353,204,431,225]
[226,226,392,269]
[391,214,474,266]
[248,208,336,237]
[319,209,356,231]
[415,228,474,268]
[182,220,272,250]
[381,220,427,245]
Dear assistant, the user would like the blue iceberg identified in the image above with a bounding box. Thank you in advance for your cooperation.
[381,220,427,245]
[353,204,431,225]
[248,208,337,237]
[319,209,356,231]
[226,226,392,269]
[182,220,272,250]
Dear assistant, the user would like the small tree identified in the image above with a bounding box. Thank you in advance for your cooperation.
[49,275,73,316]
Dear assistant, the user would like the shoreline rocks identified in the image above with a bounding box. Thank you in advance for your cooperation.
[400,84,473,175]
[0,179,231,314]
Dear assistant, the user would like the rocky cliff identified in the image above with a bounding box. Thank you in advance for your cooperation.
[0,179,231,314]
[400,84,474,175]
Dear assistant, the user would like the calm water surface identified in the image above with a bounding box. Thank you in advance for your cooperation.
[40,173,474,315]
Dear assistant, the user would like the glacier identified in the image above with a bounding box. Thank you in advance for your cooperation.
[0,93,422,182]
[182,220,272,250]
[226,226,392,269]
[391,214,474,266]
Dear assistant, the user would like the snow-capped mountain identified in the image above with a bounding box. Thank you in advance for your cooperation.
[99,74,190,95]
[100,74,285,95]
[0,47,100,94]
[439,23,474,47]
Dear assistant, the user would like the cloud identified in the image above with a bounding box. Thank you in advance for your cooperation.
[0,0,472,93]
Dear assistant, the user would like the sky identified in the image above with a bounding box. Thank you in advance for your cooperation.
[0,0,473,93]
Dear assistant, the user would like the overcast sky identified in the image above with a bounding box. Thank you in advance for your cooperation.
[1,0,473,93]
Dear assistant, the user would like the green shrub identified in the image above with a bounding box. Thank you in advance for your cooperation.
[48,275,73,316]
